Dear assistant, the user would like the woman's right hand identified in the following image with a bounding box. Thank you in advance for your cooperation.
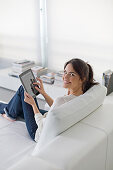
[33,77,46,96]
[34,77,54,107]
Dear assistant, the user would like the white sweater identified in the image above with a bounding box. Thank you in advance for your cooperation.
[34,94,76,142]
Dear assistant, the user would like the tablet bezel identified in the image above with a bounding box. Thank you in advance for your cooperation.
[19,69,37,98]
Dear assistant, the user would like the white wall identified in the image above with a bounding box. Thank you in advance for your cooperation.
[0,0,113,80]
[0,0,41,63]
[47,0,113,80]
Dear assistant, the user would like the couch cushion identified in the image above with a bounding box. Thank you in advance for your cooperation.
[0,114,12,129]
[9,156,62,170]
[32,84,107,154]
[34,123,107,170]
[0,117,36,170]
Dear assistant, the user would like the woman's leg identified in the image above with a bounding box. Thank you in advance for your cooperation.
[0,86,24,120]
[0,103,8,114]
[0,86,28,120]
[0,85,47,140]
[18,86,48,140]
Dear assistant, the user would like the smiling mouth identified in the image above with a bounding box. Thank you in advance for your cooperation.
[64,81,71,84]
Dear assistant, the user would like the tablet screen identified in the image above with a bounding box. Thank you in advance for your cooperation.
[19,69,39,98]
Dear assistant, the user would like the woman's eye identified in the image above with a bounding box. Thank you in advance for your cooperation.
[70,73,75,76]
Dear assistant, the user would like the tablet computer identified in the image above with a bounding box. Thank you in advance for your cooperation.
[19,69,40,98]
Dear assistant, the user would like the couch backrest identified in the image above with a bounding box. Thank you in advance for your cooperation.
[32,84,107,155]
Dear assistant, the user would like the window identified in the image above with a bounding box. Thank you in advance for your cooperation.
[0,0,113,80]
[46,0,113,80]
[0,0,41,64]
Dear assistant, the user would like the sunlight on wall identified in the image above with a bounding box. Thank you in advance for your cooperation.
[47,0,113,80]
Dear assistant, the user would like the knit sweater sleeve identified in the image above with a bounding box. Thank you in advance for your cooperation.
[34,112,47,142]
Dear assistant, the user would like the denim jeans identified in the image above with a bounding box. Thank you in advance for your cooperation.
[0,85,47,140]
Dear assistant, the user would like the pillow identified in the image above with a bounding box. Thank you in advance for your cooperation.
[32,84,107,155]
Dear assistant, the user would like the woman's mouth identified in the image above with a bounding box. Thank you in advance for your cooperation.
[63,80,71,84]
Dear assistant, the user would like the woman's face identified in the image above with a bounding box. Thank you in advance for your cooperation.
[63,63,83,95]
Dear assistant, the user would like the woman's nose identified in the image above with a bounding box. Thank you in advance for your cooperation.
[64,74,70,80]
[65,73,70,78]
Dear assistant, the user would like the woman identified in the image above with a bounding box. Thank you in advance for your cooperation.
[0,58,98,142]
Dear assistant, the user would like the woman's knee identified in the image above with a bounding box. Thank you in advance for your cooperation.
[18,85,24,93]
[16,85,24,97]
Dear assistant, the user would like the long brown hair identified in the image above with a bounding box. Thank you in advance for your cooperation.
[64,58,99,93]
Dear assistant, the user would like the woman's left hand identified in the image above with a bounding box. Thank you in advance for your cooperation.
[24,92,35,106]
[24,92,40,114]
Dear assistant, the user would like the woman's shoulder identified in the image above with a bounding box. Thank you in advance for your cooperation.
[50,95,76,110]
[55,94,76,103]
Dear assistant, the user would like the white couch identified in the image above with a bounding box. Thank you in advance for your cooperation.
[0,85,113,170]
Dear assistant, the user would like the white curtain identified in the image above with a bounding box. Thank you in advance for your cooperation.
[47,0,113,80]
[0,0,41,64]
[0,0,113,79]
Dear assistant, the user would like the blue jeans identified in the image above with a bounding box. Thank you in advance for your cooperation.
[0,85,47,141]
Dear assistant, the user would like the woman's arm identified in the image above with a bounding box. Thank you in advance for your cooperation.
[42,91,54,107]
[33,78,54,107]
[34,113,46,142]
[24,92,40,114]
[24,92,46,142]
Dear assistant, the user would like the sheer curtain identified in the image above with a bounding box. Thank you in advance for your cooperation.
[0,0,41,64]
[0,0,113,77]
[46,0,113,80]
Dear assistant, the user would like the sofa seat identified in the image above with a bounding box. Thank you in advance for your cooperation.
[36,123,107,170]
[8,93,113,170]
[9,122,107,170]
[9,157,62,170]
[0,115,36,170]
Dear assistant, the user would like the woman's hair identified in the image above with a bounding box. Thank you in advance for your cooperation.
[64,58,99,93]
